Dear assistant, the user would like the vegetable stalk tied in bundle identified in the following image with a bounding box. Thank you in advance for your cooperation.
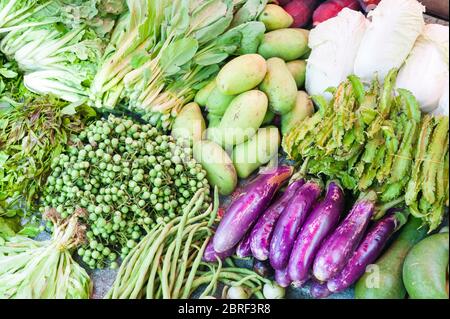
[0,208,92,299]
[106,188,219,299]
[91,0,267,129]
[283,69,449,231]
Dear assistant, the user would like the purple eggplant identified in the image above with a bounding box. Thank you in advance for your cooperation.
[288,181,345,285]
[253,260,274,278]
[213,166,293,253]
[310,281,332,299]
[236,232,252,258]
[327,210,407,293]
[203,238,235,262]
[275,267,292,288]
[250,179,305,261]
[312,191,377,282]
[269,180,323,270]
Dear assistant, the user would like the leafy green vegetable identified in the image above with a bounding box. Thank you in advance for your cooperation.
[1,22,105,103]
[0,96,89,211]
[91,0,266,130]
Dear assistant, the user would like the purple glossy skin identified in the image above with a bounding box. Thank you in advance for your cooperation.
[236,232,252,258]
[275,267,292,288]
[213,166,293,253]
[310,281,332,299]
[312,194,376,282]
[269,180,323,270]
[250,179,305,261]
[203,239,235,262]
[327,213,401,292]
[288,181,345,285]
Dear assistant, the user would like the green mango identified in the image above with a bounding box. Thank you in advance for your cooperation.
[216,54,267,95]
[286,60,306,89]
[258,28,309,62]
[210,90,268,149]
[195,79,216,107]
[193,140,237,196]
[281,91,314,135]
[171,102,206,144]
[260,57,297,115]
[258,4,293,31]
[232,126,280,179]
[206,87,235,116]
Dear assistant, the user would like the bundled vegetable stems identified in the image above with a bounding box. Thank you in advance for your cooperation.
[91,0,267,129]
[283,68,449,231]
[0,208,92,299]
[106,188,217,299]
[106,187,270,299]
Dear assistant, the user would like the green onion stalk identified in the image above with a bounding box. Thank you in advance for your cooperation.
[0,208,92,299]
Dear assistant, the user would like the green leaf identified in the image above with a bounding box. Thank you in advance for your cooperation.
[130,52,149,69]
[160,38,199,76]
[17,224,40,238]
[233,21,266,55]
[194,52,229,66]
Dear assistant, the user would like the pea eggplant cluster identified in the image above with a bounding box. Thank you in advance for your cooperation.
[42,115,211,269]
[204,166,409,296]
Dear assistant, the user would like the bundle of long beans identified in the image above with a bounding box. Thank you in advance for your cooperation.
[106,188,217,299]
[106,187,270,299]
[283,68,449,231]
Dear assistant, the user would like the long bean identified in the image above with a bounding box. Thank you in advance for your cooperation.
[181,237,210,299]
[171,225,209,299]
[146,244,165,299]
[169,193,206,288]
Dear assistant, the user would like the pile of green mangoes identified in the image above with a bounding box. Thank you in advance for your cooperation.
[171,25,315,196]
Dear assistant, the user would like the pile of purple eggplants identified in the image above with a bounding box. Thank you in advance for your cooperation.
[203,165,408,297]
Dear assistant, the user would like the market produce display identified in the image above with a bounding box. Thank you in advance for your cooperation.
[0,0,448,301]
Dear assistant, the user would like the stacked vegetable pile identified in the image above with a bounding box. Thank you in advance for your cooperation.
[179,24,313,196]
[205,166,416,296]
[0,0,448,301]
[283,70,449,231]
[42,115,211,269]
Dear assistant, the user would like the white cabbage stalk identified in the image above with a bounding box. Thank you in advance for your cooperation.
[24,69,88,103]
[305,8,368,99]
[397,24,449,113]
[354,0,425,83]
[433,77,449,116]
